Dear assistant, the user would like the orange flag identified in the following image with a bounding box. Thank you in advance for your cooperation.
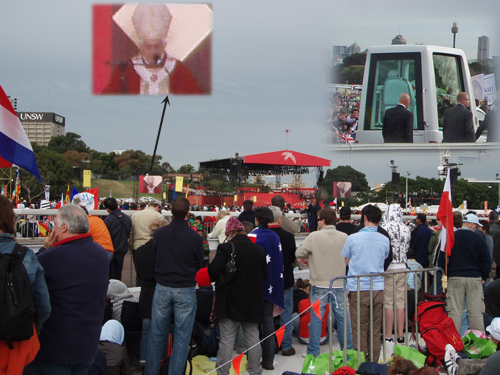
[232,353,244,375]
[275,325,285,348]
[311,299,322,320]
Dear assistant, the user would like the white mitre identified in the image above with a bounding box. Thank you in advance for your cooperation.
[132,4,172,41]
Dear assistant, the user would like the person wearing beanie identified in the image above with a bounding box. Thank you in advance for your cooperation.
[195,267,214,328]
[208,216,267,375]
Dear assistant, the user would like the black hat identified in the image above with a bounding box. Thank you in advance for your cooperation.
[255,207,274,222]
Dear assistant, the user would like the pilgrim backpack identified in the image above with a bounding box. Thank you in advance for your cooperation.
[416,300,463,366]
[0,243,36,349]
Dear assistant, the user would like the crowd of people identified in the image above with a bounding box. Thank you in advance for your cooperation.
[327,91,360,144]
[2,193,500,375]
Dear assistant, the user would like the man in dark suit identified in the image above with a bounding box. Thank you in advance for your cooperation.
[382,93,413,143]
[442,92,475,142]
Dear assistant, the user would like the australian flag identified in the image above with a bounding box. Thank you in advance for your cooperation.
[250,227,285,315]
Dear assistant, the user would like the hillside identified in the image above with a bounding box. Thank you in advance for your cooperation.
[91,179,163,200]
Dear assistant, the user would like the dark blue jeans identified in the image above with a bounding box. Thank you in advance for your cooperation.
[145,284,197,375]
[261,300,275,365]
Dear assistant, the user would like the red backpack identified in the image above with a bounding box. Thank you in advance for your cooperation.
[416,300,464,366]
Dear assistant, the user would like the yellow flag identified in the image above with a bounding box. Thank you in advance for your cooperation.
[83,170,91,188]
[175,176,184,192]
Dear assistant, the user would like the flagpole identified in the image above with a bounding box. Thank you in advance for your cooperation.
[444,234,448,292]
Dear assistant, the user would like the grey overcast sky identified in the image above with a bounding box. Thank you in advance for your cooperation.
[1,0,499,187]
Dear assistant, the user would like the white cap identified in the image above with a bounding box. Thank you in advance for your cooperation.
[486,317,500,341]
[463,213,482,227]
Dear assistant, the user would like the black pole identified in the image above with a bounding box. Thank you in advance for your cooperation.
[150,96,170,173]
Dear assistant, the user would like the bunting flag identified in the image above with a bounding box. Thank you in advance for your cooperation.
[71,186,79,201]
[55,193,64,209]
[231,353,244,375]
[311,298,322,320]
[38,221,49,237]
[0,85,41,182]
[72,187,99,210]
[65,181,71,204]
[14,167,20,205]
[437,169,454,257]
[275,325,285,348]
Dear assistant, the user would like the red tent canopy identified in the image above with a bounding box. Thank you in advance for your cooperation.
[243,150,330,167]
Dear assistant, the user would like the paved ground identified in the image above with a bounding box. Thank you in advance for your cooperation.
[130,333,343,375]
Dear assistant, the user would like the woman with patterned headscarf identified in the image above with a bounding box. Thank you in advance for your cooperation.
[208,217,268,375]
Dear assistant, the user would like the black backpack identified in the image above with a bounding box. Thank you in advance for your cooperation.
[0,243,36,349]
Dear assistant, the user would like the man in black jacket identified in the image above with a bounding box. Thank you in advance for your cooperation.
[382,93,413,143]
[145,197,204,375]
[269,206,297,356]
[104,197,132,280]
[238,199,255,224]
[442,92,475,143]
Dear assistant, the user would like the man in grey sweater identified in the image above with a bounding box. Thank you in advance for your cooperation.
[296,208,352,356]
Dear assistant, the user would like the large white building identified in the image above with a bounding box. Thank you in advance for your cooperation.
[17,112,65,146]
[477,35,490,61]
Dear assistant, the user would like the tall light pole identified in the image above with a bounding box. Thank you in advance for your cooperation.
[404,172,411,210]
[451,22,459,48]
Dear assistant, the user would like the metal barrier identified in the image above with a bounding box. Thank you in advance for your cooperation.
[13,209,309,237]
[14,209,310,288]
[327,267,444,373]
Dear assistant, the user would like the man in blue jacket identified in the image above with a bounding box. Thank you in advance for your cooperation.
[26,204,109,374]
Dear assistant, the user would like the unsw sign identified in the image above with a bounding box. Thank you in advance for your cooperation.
[18,112,65,126]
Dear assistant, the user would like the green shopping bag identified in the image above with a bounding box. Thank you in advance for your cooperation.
[462,331,497,359]
[394,345,426,368]
[302,350,365,375]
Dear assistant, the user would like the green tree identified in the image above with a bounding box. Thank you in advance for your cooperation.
[339,65,365,84]
[161,162,175,174]
[177,164,196,174]
[113,150,163,179]
[452,179,498,209]
[47,132,89,154]
[21,149,73,202]
[320,166,370,195]
[341,53,367,67]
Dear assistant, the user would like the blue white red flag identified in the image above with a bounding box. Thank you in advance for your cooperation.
[0,85,41,182]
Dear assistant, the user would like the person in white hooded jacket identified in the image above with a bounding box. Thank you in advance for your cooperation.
[381,204,411,356]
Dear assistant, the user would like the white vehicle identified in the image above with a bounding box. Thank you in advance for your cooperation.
[354,45,480,144]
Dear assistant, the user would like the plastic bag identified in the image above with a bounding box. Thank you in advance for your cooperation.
[394,345,426,368]
[302,350,365,375]
[462,331,497,359]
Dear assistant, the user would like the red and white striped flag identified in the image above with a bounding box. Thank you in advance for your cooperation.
[436,169,454,256]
